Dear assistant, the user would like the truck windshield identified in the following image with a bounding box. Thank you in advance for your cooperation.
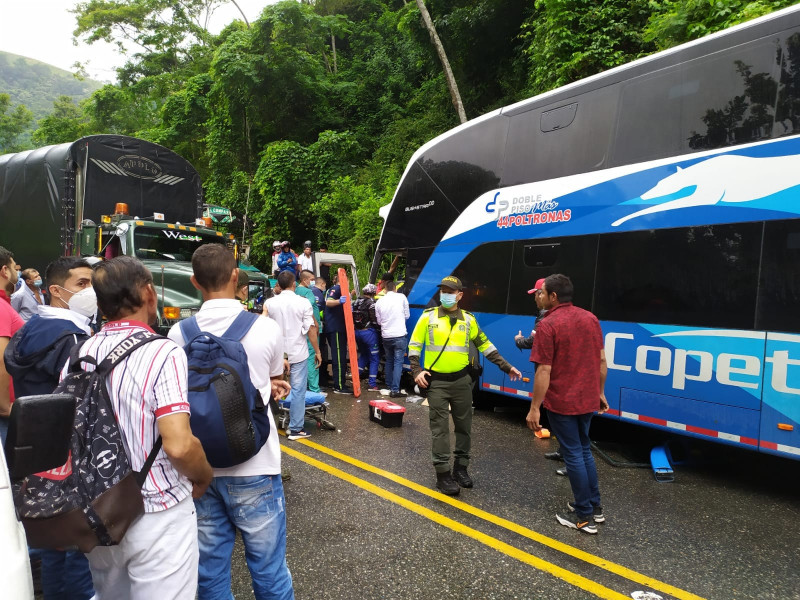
[133,227,225,261]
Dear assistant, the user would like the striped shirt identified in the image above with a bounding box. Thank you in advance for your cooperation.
[61,319,192,513]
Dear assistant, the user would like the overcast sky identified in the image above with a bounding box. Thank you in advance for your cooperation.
[0,0,273,82]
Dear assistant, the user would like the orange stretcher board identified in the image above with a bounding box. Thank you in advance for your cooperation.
[338,267,361,397]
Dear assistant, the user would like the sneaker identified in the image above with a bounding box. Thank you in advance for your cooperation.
[288,430,311,440]
[555,467,568,476]
[567,501,605,523]
[556,512,597,534]
[544,451,563,461]
[368,386,380,392]
[389,390,404,398]
[332,388,353,395]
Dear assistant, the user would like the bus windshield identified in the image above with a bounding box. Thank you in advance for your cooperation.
[133,227,225,261]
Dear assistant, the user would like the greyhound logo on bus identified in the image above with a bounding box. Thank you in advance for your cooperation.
[612,154,800,226]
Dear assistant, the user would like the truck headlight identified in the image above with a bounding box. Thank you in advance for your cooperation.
[163,307,181,320]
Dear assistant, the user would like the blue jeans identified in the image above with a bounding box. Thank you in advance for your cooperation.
[355,328,380,388]
[382,336,406,393]
[41,549,94,599]
[289,359,308,433]
[195,475,294,600]
[547,411,601,518]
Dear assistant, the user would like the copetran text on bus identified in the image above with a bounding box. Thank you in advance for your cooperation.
[605,331,800,395]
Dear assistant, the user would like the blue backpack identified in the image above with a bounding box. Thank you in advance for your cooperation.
[180,312,270,468]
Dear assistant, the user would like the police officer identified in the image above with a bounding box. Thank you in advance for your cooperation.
[409,275,522,495]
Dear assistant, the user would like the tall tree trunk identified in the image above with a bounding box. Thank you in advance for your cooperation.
[414,0,466,124]
[331,33,338,74]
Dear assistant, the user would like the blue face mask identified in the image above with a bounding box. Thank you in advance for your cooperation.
[33,280,42,288]
[440,292,458,308]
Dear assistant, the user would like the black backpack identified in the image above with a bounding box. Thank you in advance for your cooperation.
[12,331,164,552]
[352,298,372,330]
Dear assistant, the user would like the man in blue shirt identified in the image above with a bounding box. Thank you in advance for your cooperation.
[324,274,351,394]
[10,268,44,321]
[276,241,298,276]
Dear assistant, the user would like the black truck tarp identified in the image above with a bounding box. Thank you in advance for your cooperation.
[0,135,203,274]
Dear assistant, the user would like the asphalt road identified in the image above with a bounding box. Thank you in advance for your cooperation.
[227,390,800,600]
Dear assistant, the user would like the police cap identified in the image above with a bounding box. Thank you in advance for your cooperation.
[437,275,463,291]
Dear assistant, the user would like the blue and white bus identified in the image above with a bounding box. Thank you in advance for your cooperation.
[371,5,800,460]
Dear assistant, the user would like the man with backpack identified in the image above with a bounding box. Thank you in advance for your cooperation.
[168,244,294,600]
[4,256,96,600]
[353,283,381,391]
[66,256,213,599]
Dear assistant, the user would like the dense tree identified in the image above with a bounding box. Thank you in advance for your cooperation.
[0,94,34,152]
[520,0,655,95]
[12,0,793,278]
[644,0,800,49]
[32,96,89,145]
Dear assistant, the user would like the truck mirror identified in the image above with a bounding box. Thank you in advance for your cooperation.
[4,394,75,481]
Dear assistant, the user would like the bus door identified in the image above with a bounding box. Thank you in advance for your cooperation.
[761,333,800,458]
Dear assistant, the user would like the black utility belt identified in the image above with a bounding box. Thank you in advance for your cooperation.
[430,367,470,381]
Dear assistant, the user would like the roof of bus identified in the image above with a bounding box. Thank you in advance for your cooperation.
[398,4,800,174]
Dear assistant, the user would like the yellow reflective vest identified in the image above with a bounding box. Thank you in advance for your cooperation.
[408,306,496,373]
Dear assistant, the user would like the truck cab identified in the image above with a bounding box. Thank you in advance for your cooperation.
[77,204,236,333]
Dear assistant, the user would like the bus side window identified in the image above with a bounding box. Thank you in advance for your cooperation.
[613,38,781,165]
[507,236,597,316]
[449,242,513,314]
[757,220,800,333]
[594,224,761,329]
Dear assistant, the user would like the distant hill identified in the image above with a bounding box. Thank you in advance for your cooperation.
[0,51,103,123]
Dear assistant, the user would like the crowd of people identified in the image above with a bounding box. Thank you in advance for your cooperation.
[0,238,609,599]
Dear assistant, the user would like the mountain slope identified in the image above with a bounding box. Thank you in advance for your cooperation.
[0,51,102,120]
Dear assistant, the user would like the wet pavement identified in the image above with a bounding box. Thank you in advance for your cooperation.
[228,390,800,600]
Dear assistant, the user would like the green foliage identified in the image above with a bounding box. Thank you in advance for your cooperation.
[9,0,798,278]
[0,94,34,152]
[521,0,655,94]
[0,51,101,147]
[32,96,89,146]
[247,130,363,265]
[644,0,800,49]
[310,173,397,283]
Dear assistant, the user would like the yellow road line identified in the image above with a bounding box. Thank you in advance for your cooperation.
[294,438,706,600]
[281,443,631,600]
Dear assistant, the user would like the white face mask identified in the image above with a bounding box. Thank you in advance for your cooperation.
[59,286,98,319]
[309,280,316,287]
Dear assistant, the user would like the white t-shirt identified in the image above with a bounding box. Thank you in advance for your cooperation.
[265,289,313,364]
[167,299,284,477]
[298,253,313,271]
[375,291,410,338]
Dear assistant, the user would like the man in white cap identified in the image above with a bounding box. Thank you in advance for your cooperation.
[271,241,282,277]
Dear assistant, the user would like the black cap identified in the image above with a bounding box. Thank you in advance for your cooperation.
[437,275,463,291]
[380,272,394,282]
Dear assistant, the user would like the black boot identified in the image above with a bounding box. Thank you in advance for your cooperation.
[452,463,474,488]
[435,471,460,495]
